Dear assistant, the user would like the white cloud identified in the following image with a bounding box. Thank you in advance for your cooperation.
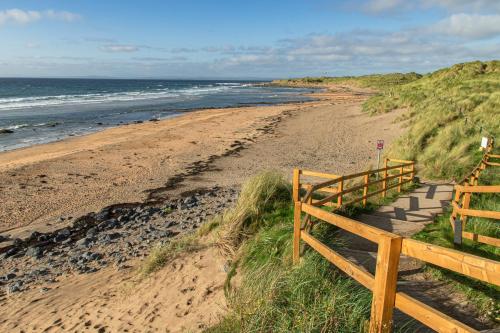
[421,0,500,13]
[0,9,80,26]
[362,0,500,13]
[44,10,80,22]
[430,14,500,38]
[100,44,140,53]
[364,0,407,13]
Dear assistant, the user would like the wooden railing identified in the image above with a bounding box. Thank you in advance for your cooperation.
[292,201,500,333]
[450,185,500,246]
[459,138,495,186]
[292,159,415,209]
[451,138,499,247]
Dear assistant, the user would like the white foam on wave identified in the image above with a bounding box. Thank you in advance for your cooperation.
[0,84,236,111]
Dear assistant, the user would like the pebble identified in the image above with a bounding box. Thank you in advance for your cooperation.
[0,186,239,293]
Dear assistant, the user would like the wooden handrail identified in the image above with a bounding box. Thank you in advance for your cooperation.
[294,159,415,210]
[292,201,499,332]
[455,185,500,193]
[302,203,397,244]
[401,239,500,285]
[386,158,413,164]
[301,231,375,289]
[394,293,478,333]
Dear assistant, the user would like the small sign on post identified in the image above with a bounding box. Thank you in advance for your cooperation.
[480,137,489,150]
[377,140,384,151]
[376,140,384,179]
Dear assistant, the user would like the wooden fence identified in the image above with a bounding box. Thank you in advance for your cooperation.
[292,158,415,209]
[292,163,500,333]
[451,139,499,247]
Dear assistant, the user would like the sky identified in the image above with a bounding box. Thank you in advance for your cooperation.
[0,0,499,79]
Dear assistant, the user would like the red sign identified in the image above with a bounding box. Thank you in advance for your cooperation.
[377,140,384,150]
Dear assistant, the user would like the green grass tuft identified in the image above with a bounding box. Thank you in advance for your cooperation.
[140,233,203,275]
[216,170,290,255]
[206,204,373,333]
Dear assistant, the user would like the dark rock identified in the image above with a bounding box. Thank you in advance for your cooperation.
[1,273,16,281]
[76,237,93,248]
[30,268,49,277]
[37,234,50,242]
[26,246,43,259]
[95,209,110,221]
[86,227,97,237]
[28,231,41,241]
[82,252,102,261]
[0,129,14,134]
[101,232,121,242]
[54,229,71,242]
[165,221,176,228]
[184,196,198,205]
[8,281,23,293]
[5,247,19,257]
[0,235,8,243]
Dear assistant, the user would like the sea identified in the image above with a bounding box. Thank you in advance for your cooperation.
[0,78,314,151]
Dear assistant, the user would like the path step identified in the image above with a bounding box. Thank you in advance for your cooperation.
[336,248,421,275]
[371,183,453,223]
[338,215,427,252]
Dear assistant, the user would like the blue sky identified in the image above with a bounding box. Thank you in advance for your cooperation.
[0,0,499,78]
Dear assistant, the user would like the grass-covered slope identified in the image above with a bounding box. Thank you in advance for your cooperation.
[368,61,500,179]
[206,172,373,333]
[272,72,421,89]
[277,60,500,180]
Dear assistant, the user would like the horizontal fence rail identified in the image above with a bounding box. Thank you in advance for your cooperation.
[293,158,415,211]
[293,201,500,333]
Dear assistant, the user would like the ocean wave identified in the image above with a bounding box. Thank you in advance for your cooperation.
[6,123,29,130]
[0,85,235,110]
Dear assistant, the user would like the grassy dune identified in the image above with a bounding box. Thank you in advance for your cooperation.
[207,172,373,333]
[276,60,500,180]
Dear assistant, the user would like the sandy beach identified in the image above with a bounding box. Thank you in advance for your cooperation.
[0,85,408,332]
[0,85,404,238]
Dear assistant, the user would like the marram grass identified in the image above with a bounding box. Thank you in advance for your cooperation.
[277,60,500,180]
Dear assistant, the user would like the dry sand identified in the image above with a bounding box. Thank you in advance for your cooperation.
[0,246,227,333]
[0,85,408,332]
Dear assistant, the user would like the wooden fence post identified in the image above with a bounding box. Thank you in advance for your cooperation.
[450,188,461,229]
[293,201,302,264]
[382,159,388,198]
[410,162,415,181]
[293,169,300,203]
[453,217,463,245]
[337,176,344,207]
[363,174,369,207]
[369,235,402,333]
[397,165,403,193]
[461,191,471,226]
